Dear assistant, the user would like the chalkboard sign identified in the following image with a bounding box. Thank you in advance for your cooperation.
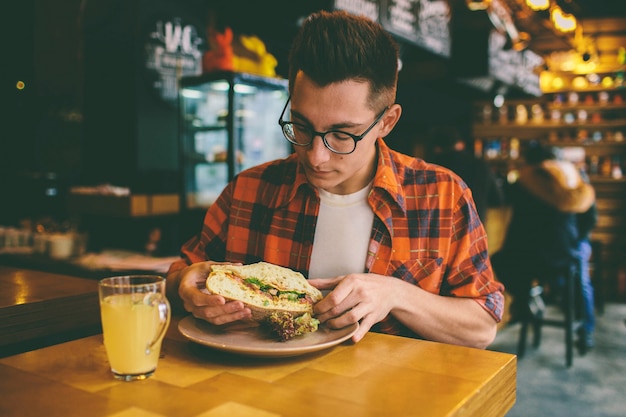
[333,0,451,58]
[488,30,543,96]
[334,0,381,22]
[143,16,205,106]
[380,0,451,58]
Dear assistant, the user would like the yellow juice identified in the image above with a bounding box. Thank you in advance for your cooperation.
[100,293,167,376]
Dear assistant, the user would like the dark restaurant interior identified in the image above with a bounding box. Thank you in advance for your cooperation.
[2,1,626,416]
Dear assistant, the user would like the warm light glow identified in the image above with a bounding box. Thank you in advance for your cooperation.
[465,0,492,11]
[539,71,554,91]
[572,76,588,90]
[551,6,577,33]
[552,76,565,90]
[16,80,25,90]
[526,0,549,11]
[574,60,596,74]
[602,76,614,88]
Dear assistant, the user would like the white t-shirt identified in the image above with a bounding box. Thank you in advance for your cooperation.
[308,183,374,279]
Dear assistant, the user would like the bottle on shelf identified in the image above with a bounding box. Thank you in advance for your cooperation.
[509,138,520,160]
[612,156,623,179]
[598,91,610,105]
[531,104,544,123]
[498,105,508,124]
[515,104,528,124]
[474,138,483,158]
[589,155,600,176]
[600,157,613,177]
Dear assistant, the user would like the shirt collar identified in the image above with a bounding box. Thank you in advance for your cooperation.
[371,138,407,214]
[276,138,408,213]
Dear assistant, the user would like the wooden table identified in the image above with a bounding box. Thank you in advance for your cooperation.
[0,266,101,357]
[0,315,516,417]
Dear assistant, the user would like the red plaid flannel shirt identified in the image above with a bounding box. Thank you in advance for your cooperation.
[169,138,504,337]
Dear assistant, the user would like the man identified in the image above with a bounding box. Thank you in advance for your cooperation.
[426,126,504,224]
[167,10,504,348]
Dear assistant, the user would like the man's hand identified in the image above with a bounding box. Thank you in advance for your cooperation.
[309,273,398,343]
[310,272,499,349]
[177,261,252,325]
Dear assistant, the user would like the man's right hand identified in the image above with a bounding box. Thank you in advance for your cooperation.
[175,261,252,325]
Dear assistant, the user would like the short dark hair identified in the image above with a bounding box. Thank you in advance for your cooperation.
[287,10,399,110]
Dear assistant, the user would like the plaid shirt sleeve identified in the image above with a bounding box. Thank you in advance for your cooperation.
[367,142,505,336]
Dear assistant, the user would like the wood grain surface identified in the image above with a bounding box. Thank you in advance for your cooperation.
[0,314,516,417]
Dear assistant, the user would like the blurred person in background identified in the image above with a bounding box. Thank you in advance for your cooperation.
[426,126,504,224]
[490,141,597,349]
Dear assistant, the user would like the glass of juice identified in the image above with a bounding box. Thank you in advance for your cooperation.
[98,275,171,381]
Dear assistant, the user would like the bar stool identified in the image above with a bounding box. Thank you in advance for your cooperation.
[516,260,586,367]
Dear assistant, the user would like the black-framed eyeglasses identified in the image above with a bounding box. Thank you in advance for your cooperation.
[278,96,388,155]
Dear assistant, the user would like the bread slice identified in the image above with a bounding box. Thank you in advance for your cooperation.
[206,262,323,321]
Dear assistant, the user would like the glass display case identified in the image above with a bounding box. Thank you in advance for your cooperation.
[178,71,291,209]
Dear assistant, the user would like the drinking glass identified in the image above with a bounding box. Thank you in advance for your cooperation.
[98,275,171,381]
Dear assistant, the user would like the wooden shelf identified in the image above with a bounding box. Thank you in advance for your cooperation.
[545,103,626,111]
[474,121,626,134]
[66,193,180,218]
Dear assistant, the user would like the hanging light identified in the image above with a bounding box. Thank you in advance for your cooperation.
[551,5,577,33]
[525,0,549,11]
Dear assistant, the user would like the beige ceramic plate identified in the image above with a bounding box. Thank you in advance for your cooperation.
[178,316,358,358]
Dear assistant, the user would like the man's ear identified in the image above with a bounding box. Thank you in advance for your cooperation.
[378,104,402,137]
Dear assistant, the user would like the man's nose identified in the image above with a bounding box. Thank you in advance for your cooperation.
[306,135,332,165]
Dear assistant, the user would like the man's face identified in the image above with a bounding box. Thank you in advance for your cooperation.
[288,72,386,195]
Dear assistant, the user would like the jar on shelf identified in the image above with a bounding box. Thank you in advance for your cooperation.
[509,138,520,159]
[592,131,603,142]
[598,91,610,105]
[485,140,501,159]
[482,104,493,123]
[577,129,590,143]
[601,157,613,177]
[591,112,602,124]
[568,92,579,105]
[474,139,483,158]
[498,106,509,124]
[531,104,544,123]
[589,155,600,175]
[612,157,623,179]
[515,104,528,124]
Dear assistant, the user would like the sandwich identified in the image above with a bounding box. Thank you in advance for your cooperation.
[206,262,323,341]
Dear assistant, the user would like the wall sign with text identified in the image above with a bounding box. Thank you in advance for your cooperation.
[380,0,451,58]
[334,0,451,58]
[143,16,205,106]
[488,30,543,96]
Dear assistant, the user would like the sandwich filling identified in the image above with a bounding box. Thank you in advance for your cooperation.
[226,272,315,306]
